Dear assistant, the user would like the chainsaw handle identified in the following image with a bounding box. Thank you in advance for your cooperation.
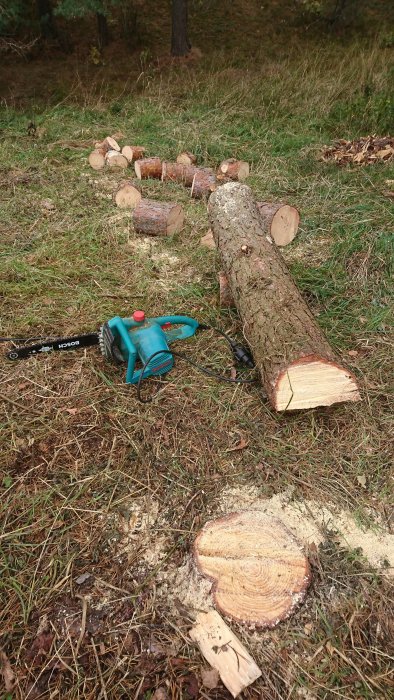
[154,315,199,342]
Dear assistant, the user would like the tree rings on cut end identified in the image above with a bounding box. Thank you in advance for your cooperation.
[194,511,311,628]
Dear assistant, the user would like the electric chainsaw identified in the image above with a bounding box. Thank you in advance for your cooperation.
[5,310,255,402]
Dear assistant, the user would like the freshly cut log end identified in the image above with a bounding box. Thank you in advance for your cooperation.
[122,145,146,163]
[194,511,311,628]
[106,150,129,169]
[257,202,300,247]
[162,161,198,186]
[275,357,360,411]
[218,271,234,307]
[132,199,184,236]
[219,159,249,181]
[191,168,217,199]
[114,180,142,210]
[96,136,121,154]
[88,149,106,170]
[208,182,361,411]
[176,151,197,166]
[134,157,162,180]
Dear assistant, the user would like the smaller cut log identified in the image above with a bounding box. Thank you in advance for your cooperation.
[219,159,249,181]
[190,610,261,698]
[191,168,217,199]
[96,136,121,154]
[176,151,197,166]
[122,145,146,163]
[162,161,198,187]
[88,149,106,170]
[257,202,300,247]
[106,150,129,169]
[134,157,163,180]
[200,229,216,250]
[218,271,234,307]
[132,199,184,236]
[114,180,142,209]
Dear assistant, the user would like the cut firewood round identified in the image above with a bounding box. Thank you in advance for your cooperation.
[122,145,146,163]
[134,157,163,180]
[176,151,197,166]
[88,149,106,170]
[191,168,217,199]
[194,511,311,628]
[219,159,249,181]
[218,271,234,307]
[132,199,184,236]
[114,180,142,209]
[257,202,300,247]
[162,161,198,187]
[208,182,361,411]
[106,150,129,169]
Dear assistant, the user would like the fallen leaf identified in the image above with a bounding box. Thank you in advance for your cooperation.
[357,475,367,488]
[226,437,249,452]
[376,147,393,158]
[181,672,199,698]
[348,350,359,357]
[26,632,54,666]
[0,649,15,692]
[201,666,220,689]
[75,572,92,585]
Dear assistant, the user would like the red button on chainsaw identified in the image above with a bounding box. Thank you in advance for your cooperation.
[133,310,145,322]
[161,322,171,330]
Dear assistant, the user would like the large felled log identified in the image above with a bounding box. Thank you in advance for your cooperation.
[219,158,249,181]
[132,199,184,236]
[190,609,261,698]
[191,168,217,199]
[134,157,163,180]
[176,151,197,166]
[208,183,361,411]
[114,180,142,209]
[162,161,198,186]
[218,271,234,307]
[257,202,299,247]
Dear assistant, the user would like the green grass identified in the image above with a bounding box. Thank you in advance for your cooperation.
[0,13,394,700]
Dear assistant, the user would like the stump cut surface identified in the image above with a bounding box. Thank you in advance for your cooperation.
[194,511,311,627]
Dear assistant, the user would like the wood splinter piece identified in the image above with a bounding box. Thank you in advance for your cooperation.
[190,609,262,698]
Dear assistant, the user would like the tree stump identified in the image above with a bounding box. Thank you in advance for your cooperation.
[132,199,184,236]
[219,159,249,181]
[257,202,300,247]
[208,182,361,410]
[114,180,142,209]
[134,157,163,179]
[194,511,311,628]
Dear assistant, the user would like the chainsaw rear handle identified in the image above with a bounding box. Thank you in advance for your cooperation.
[121,315,199,342]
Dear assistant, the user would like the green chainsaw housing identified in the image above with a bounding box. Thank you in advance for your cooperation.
[103,314,199,384]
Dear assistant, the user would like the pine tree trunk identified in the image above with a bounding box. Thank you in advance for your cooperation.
[171,0,191,56]
[97,13,110,50]
[208,183,361,411]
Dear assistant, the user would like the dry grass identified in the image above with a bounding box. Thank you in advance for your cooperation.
[1,5,394,698]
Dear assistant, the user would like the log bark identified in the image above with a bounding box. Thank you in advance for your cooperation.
[114,180,142,209]
[191,168,217,199]
[134,157,162,179]
[132,199,184,236]
[219,159,249,181]
[257,202,299,247]
[162,161,198,186]
[194,512,311,627]
[88,149,106,170]
[190,610,262,698]
[106,150,128,169]
[176,151,197,165]
[208,183,361,411]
